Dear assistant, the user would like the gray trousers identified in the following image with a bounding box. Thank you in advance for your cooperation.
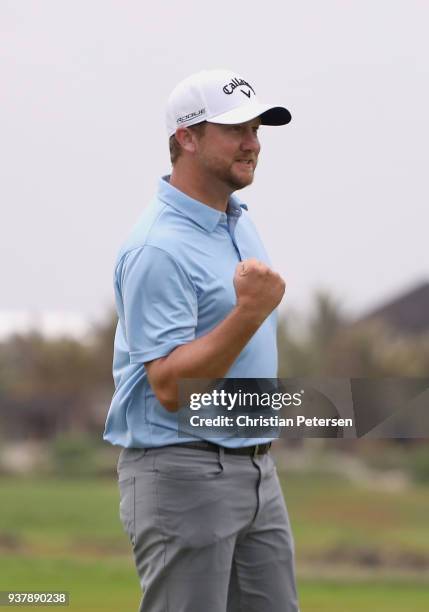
[117,445,299,612]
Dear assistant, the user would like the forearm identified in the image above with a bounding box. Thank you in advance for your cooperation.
[145,305,263,411]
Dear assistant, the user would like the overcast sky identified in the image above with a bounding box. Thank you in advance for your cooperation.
[1,0,428,334]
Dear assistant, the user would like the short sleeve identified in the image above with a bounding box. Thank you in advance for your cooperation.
[118,245,198,363]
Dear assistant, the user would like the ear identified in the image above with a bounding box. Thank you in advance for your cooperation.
[174,127,198,154]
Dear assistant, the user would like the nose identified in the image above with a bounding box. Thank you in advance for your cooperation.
[240,128,260,154]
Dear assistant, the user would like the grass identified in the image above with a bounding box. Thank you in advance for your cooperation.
[279,472,429,559]
[0,478,124,552]
[0,556,140,611]
[300,578,429,612]
[0,473,428,610]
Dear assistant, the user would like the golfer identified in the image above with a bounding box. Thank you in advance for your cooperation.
[104,69,299,612]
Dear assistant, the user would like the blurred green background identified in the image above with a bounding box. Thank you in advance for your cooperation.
[1,293,429,611]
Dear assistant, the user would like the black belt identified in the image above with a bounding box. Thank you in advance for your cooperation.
[154,441,271,457]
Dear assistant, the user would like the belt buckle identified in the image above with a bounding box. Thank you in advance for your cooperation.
[253,444,260,458]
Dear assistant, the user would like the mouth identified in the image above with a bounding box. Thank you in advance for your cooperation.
[235,159,255,169]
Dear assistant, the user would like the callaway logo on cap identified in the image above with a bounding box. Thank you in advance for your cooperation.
[166,69,292,137]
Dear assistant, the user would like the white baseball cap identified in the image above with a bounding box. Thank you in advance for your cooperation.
[166,69,292,137]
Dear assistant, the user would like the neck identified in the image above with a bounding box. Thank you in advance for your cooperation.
[169,164,231,212]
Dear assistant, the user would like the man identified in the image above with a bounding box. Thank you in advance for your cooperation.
[104,69,299,612]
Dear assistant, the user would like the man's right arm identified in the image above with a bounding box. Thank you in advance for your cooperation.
[145,258,285,412]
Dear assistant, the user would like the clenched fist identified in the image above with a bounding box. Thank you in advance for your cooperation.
[233,258,286,324]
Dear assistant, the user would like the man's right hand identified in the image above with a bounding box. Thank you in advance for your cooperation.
[146,258,285,412]
[233,258,286,324]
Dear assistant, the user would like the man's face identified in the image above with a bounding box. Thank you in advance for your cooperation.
[193,118,261,191]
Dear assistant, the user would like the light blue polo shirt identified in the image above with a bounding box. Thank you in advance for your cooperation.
[103,176,278,448]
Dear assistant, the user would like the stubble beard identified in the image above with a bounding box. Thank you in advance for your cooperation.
[204,156,257,192]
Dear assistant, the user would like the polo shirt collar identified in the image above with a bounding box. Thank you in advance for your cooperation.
[158,175,247,233]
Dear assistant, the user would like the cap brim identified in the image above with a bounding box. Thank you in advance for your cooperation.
[207,102,291,127]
